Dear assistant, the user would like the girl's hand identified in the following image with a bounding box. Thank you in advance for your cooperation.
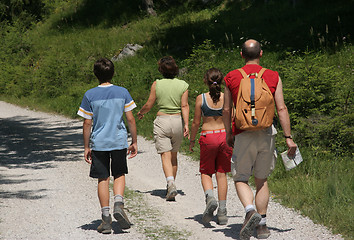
[137,111,144,119]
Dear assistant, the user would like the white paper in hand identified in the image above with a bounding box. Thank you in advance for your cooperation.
[281,147,303,171]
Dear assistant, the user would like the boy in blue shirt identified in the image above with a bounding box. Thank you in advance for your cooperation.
[77,58,138,234]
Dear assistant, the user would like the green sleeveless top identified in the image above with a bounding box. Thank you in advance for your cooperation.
[155,78,189,114]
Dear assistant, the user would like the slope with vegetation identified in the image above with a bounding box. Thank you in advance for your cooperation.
[0,0,353,238]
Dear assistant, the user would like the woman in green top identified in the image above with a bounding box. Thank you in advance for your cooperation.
[138,56,189,201]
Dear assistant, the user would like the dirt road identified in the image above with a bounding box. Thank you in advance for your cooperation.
[0,101,343,239]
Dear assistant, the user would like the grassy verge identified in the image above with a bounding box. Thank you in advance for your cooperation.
[123,187,191,240]
[269,145,353,238]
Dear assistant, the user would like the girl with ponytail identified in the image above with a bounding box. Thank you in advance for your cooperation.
[189,68,232,225]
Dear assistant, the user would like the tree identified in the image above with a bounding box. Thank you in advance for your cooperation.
[142,0,156,16]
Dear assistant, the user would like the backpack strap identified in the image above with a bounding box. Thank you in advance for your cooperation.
[257,68,267,78]
[237,68,248,79]
[238,68,267,78]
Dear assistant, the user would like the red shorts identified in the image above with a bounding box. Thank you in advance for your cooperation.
[199,130,232,174]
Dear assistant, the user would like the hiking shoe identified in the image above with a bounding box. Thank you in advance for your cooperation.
[239,210,261,240]
[166,183,177,201]
[113,202,131,229]
[97,214,112,234]
[216,208,228,225]
[202,196,218,223]
[256,224,271,239]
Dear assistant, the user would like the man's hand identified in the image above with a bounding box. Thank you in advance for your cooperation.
[127,143,138,159]
[226,132,234,148]
[286,138,297,158]
[84,148,92,164]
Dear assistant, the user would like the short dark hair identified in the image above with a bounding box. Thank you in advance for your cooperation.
[158,56,179,79]
[241,40,261,61]
[93,58,114,83]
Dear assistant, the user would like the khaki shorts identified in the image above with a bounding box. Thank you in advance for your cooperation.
[231,125,277,181]
[153,115,183,154]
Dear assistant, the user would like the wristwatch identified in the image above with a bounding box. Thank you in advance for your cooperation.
[284,135,293,139]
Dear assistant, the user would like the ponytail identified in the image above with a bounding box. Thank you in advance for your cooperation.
[204,68,223,104]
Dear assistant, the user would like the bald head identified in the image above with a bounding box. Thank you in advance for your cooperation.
[241,39,262,61]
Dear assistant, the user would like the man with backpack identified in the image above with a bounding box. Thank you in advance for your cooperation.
[223,39,297,240]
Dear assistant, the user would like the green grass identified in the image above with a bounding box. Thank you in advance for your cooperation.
[0,0,353,239]
[123,187,191,240]
[269,148,354,238]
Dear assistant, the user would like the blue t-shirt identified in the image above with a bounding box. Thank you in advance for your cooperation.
[77,84,136,151]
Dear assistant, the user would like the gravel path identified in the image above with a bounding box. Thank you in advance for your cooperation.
[0,101,343,240]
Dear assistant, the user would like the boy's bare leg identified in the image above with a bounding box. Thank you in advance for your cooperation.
[216,172,227,201]
[113,174,125,196]
[98,177,110,207]
[112,174,131,229]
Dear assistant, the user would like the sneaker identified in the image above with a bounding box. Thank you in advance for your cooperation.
[216,208,228,225]
[256,224,271,239]
[97,214,112,234]
[166,183,177,201]
[202,196,218,223]
[113,202,131,229]
[239,210,261,240]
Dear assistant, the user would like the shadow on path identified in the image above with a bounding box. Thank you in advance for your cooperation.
[136,188,186,200]
[0,116,82,200]
[79,219,130,234]
[0,116,82,169]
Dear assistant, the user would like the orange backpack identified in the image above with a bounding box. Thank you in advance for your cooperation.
[235,68,275,131]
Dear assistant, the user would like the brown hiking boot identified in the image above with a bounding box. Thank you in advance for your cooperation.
[256,224,271,239]
[113,202,131,229]
[97,214,112,234]
[239,210,261,240]
[166,183,177,201]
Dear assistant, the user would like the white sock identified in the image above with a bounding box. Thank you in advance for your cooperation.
[101,206,110,217]
[114,194,124,203]
[166,176,175,186]
[259,214,267,225]
[245,205,255,213]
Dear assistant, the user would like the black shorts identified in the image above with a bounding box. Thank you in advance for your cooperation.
[89,149,128,179]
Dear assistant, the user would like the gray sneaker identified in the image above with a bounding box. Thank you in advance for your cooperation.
[166,183,177,201]
[202,196,218,223]
[216,208,228,225]
[97,214,112,234]
[240,210,261,240]
[113,202,131,229]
